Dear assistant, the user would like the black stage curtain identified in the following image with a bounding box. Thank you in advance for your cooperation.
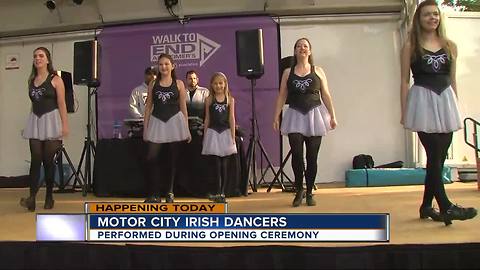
[93,134,248,198]
[0,175,29,188]
[1,242,480,269]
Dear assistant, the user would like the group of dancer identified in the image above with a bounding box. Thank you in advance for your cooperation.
[142,53,237,204]
[20,0,476,226]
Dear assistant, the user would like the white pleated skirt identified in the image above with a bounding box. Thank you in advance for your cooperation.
[202,128,237,157]
[404,85,463,133]
[144,112,189,143]
[23,109,62,141]
[281,104,331,137]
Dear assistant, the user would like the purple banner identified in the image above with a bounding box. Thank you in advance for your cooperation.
[97,16,280,164]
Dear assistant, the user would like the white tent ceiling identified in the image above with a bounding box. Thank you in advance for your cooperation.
[0,0,406,37]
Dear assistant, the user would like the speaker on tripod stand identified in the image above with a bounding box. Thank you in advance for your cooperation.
[73,39,100,194]
[52,71,87,195]
[235,29,277,192]
[267,56,295,192]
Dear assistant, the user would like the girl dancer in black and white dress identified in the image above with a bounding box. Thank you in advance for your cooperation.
[273,38,337,207]
[143,53,191,203]
[400,0,476,225]
[21,47,69,211]
[202,72,237,203]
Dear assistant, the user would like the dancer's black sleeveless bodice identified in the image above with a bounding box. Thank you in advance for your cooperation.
[151,79,181,122]
[29,74,58,117]
[209,96,230,133]
[411,48,451,95]
[287,65,322,114]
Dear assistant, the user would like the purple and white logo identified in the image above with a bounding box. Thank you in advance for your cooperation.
[150,33,221,67]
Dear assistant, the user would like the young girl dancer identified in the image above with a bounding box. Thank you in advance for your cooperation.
[143,53,191,203]
[202,72,237,203]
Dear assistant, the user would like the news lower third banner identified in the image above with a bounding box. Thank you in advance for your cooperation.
[36,203,389,242]
[88,214,389,242]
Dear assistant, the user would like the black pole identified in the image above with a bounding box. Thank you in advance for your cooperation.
[85,86,97,192]
[246,76,278,192]
[85,86,91,191]
[249,78,257,191]
[75,85,97,194]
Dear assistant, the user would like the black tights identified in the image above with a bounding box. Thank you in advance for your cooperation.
[214,156,229,195]
[418,132,453,212]
[29,139,62,198]
[288,133,322,194]
[146,142,180,197]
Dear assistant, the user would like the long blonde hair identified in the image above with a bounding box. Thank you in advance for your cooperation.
[208,72,232,106]
[409,0,452,60]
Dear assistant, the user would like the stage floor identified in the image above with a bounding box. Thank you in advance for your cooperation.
[1,182,479,246]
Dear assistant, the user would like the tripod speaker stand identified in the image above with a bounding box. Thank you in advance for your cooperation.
[76,83,98,193]
[267,149,293,192]
[266,148,318,193]
[53,144,86,196]
[43,70,87,195]
[244,78,278,192]
[73,39,99,193]
[236,28,277,192]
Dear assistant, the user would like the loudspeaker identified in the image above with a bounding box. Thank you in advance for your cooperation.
[235,29,264,79]
[57,71,75,113]
[73,40,99,86]
[279,56,294,105]
[279,56,294,76]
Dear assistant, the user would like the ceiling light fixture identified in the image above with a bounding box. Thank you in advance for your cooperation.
[45,0,56,10]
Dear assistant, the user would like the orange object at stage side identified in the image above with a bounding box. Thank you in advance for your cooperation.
[86,202,227,214]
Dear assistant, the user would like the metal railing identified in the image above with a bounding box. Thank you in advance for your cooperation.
[463,117,480,190]
[464,117,480,156]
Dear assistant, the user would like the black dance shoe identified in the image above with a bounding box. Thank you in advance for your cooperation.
[306,194,316,206]
[166,193,175,203]
[419,206,443,222]
[44,197,55,209]
[144,196,161,203]
[214,194,226,203]
[20,197,36,212]
[442,204,478,226]
[292,190,305,207]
